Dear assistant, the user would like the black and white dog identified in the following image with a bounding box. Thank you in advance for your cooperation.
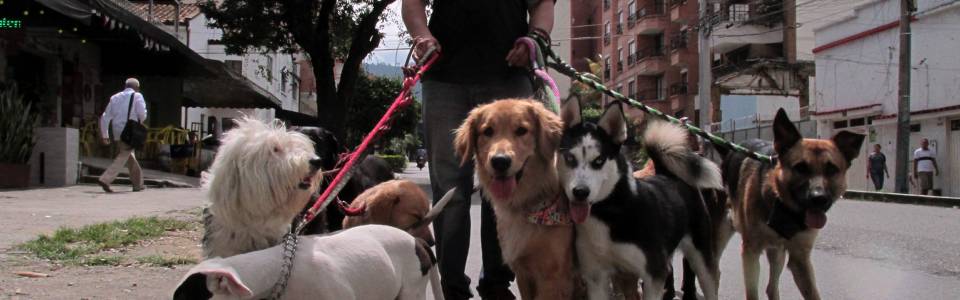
[558,98,724,300]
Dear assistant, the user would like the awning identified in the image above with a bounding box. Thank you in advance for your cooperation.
[35,0,93,24]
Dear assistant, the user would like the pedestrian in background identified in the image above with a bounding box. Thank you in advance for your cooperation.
[913,138,939,195]
[97,78,147,193]
[402,0,555,299]
[866,144,889,191]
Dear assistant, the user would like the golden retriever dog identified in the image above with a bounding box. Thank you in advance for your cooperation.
[454,99,574,299]
[342,179,435,244]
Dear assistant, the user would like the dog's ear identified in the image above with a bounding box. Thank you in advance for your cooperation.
[561,94,583,129]
[454,107,482,166]
[530,101,564,160]
[772,108,801,157]
[174,265,253,299]
[598,102,628,144]
[832,131,866,165]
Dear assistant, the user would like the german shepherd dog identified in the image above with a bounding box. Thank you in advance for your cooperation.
[558,98,724,300]
[719,108,864,300]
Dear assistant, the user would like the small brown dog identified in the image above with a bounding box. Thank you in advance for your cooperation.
[454,99,575,299]
[342,180,437,244]
[720,108,864,300]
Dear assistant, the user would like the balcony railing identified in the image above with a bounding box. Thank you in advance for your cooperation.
[616,24,623,34]
[627,53,637,65]
[604,33,612,45]
[670,32,688,50]
[707,0,783,27]
[617,62,624,72]
[604,0,612,10]
[628,14,637,28]
[637,1,666,19]
[636,47,665,61]
[635,88,662,101]
[670,0,687,7]
[669,82,688,95]
[604,68,611,79]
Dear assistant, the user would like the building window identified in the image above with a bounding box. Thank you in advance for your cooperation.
[628,40,637,65]
[604,22,612,44]
[604,57,612,79]
[655,75,664,99]
[910,123,921,132]
[628,79,636,99]
[849,118,865,127]
[617,11,624,33]
[629,1,637,16]
[833,120,848,129]
[952,119,960,131]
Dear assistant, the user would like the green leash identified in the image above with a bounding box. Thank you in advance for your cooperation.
[529,36,776,165]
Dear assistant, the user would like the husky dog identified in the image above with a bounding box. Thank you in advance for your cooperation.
[557,98,724,300]
[202,118,323,259]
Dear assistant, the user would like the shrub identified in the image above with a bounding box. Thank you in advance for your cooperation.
[0,85,40,164]
[377,154,407,173]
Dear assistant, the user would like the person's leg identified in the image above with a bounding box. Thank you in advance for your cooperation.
[919,172,932,195]
[472,74,534,297]
[423,79,475,300]
[871,172,883,191]
[99,142,133,186]
[125,142,144,190]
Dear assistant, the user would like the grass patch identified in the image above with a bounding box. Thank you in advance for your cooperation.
[81,254,124,266]
[17,217,190,264]
[136,255,197,267]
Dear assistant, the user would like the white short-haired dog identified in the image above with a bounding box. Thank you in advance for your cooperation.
[201,117,323,258]
[174,225,443,300]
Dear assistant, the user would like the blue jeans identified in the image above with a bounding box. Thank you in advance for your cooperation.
[423,74,532,299]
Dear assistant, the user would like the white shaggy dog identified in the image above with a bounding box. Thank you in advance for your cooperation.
[201,117,323,258]
[174,225,443,300]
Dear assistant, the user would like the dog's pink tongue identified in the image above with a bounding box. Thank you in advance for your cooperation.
[569,202,590,224]
[805,211,827,229]
[489,178,516,200]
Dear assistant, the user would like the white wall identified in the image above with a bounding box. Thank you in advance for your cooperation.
[186,14,299,112]
[549,0,573,98]
[814,0,960,195]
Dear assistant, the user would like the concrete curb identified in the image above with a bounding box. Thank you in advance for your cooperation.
[844,190,960,207]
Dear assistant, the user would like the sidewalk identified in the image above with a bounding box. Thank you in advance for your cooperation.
[82,156,199,187]
[0,185,204,252]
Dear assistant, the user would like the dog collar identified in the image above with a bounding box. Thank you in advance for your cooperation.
[766,198,807,239]
[526,195,572,226]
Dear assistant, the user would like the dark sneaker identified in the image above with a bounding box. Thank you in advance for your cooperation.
[133,186,146,192]
[98,181,113,193]
[477,287,516,300]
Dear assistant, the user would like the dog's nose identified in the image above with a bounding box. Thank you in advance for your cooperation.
[309,157,323,169]
[808,188,830,207]
[572,186,590,200]
[490,155,511,173]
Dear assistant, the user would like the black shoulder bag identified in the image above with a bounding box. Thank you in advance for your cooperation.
[120,92,147,149]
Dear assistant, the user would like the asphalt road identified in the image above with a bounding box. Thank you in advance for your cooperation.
[398,163,960,299]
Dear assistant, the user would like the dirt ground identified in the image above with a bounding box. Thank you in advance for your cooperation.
[0,210,203,300]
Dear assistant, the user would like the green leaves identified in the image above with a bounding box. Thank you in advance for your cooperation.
[0,85,39,164]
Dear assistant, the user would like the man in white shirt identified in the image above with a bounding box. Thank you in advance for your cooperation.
[97,78,147,193]
[913,138,940,195]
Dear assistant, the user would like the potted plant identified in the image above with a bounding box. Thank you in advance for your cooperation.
[0,85,39,188]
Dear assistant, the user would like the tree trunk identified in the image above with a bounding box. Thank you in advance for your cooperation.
[312,53,347,143]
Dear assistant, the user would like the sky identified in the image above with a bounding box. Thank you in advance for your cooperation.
[363,2,409,66]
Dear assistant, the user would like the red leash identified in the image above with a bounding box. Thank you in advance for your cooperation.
[300,54,440,226]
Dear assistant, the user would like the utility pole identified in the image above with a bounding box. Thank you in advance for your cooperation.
[894,0,916,193]
[698,0,712,133]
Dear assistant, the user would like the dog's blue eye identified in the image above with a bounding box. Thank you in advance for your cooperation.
[483,127,494,137]
[590,157,604,169]
[515,127,528,136]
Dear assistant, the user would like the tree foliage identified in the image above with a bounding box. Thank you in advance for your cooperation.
[346,74,420,149]
[199,0,398,142]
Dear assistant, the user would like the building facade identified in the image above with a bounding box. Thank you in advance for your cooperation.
[599,0,700,120]
[813,0,960,196]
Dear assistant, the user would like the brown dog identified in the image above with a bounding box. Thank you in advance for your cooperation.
[720,108,864,300]
[341,180,436,244]
[454,99,574,299]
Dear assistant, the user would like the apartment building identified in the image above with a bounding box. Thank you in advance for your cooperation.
[598,0,700,120]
